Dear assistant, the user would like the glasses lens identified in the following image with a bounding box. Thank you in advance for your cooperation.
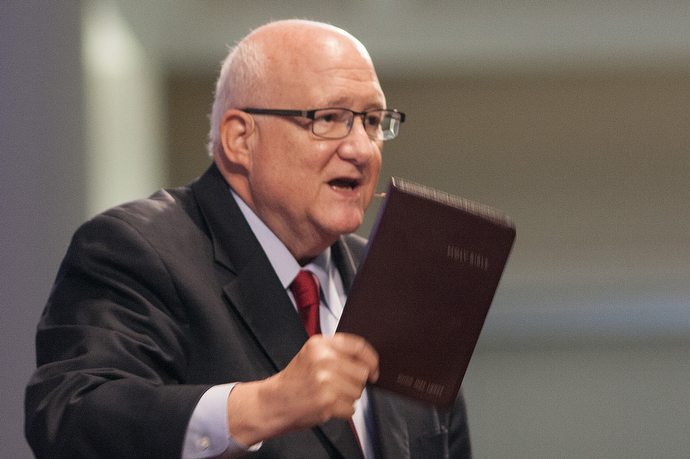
[311,108,402,140]
[311,109,352,139]
[366,110,401,141]
[377,110,401,141]
[363,111,385,140]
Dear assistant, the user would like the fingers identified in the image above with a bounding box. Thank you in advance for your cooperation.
[329,333,380,384]
[297,334,378,396]
[295,334,379,421]
[224,333,381,447]
[229,333,380,444]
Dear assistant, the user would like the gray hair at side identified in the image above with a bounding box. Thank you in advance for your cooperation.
[207,38,267,158]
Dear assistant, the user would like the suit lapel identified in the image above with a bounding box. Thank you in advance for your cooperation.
[223,253,308,371]
[317,419,365,459]
[190,164,257,274]
[192,165,364,458]
[192,164,308,371]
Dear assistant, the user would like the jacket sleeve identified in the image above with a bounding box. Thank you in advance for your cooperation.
[25,211,212,459]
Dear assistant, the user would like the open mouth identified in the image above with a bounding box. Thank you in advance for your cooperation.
[328,177,360,191]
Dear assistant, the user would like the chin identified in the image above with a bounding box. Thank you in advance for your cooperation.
[323,216,363,238]
[335,218,364,236]
[313,203,366,237]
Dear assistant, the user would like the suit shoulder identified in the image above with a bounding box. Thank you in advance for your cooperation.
[104,186,196,224]
[68,185,208,264]
[84,186,200,235]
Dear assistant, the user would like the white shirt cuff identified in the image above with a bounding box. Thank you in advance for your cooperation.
[182,383,261,459]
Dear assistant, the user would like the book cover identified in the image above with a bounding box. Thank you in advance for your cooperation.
[337,177,516,409]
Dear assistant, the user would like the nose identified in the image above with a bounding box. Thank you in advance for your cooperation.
[337,114,379,165]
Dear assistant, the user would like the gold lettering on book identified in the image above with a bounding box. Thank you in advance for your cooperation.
[426,383,444,397]
[396,374,445,398]
[413,379,428,392]
[447,244,489,271]
[396,374,414,387]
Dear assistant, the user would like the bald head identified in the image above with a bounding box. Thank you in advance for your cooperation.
[207,20,380,158]
[247,20,374,72]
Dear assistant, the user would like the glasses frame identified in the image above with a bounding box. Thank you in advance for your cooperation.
[240,107,405,141]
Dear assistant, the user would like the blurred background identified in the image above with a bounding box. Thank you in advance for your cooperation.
[2,1,689,457]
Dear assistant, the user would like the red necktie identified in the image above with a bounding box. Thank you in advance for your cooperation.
[290,270,321,336]
[289,270,363,451]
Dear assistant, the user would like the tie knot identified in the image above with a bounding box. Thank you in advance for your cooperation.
[290,270,321,336]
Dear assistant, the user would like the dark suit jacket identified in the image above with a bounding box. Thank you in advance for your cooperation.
[25,164,472,459]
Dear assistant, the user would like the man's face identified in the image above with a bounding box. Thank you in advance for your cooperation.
[245,33,385,262]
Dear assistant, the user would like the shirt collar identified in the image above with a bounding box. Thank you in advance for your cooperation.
[230,189,331,295]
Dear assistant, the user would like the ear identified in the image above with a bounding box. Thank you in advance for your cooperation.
[218,109,256,170]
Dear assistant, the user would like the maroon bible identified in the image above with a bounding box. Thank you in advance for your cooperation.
[337,177,516,409]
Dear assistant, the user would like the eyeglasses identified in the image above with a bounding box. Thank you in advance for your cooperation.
[240,107,405,141]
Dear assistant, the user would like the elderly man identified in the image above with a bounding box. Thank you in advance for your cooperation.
[25,20,472,459]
